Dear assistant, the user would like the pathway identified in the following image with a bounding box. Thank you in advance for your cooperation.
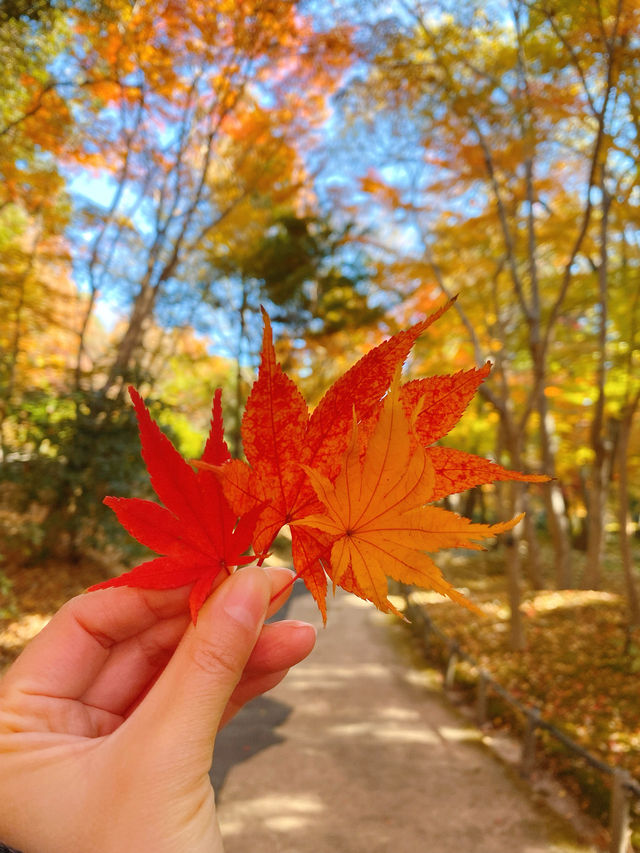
[212,586,597,853]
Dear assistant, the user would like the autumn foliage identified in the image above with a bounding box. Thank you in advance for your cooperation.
[91,303,546,621]
[89,388,261,624]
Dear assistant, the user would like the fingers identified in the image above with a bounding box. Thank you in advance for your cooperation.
[93,577,312,722]
[121,567,272,772]
[265,569,298,617]
[2,566,296,706]
[245,620,317,674]
[219,619,316,728]
[79,611,191,719]
[75,567,298,718]
[0,585,192,700]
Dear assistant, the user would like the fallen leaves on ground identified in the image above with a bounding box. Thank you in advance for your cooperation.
[408,551,640,833]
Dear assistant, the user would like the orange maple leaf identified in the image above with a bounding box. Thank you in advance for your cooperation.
[216,301,455,620]
[295,375,523,616]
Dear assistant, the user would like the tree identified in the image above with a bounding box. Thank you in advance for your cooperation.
[324,0,640,646]
[536,0,638,589]
[57,0,353,400]
[0,2,358,559]
[198,207,380,454]
[337,0,637,573]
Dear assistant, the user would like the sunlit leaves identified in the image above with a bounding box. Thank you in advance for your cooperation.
[297,375,519,616]
[89,387,260,623]
[99,308,544,623]
[217,306,543,618]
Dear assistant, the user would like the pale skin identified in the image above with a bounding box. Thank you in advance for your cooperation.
[0,566,316,853]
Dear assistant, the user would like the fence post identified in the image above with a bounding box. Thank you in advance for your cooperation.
[396,601,640,839]
[610,769,632,853]
[520,709,540,777]
[476,672,488,726]
[444,646,458,688]
[422,613,432,650]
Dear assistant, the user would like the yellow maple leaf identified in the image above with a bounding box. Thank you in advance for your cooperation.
[295,375,522,616]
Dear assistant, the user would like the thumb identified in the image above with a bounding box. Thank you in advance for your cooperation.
[127,566,271,773]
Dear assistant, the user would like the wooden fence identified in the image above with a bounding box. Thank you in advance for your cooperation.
[397,587,640,853]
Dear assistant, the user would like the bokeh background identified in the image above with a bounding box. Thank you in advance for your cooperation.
[1,0,639,842]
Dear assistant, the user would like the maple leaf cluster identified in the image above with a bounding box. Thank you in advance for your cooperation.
[90,302,547,622]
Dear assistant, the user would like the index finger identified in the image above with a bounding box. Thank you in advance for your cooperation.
[1,585,192,700]
[1,567,297,702]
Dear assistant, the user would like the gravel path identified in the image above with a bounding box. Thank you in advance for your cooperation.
[213,586,597,853]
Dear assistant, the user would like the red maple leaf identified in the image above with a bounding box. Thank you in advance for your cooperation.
[216,302,546,620]
[89,387,261,623]
[217,301,456,619]
[92,303,548,624]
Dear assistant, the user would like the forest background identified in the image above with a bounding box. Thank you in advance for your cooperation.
[1,0,640,839]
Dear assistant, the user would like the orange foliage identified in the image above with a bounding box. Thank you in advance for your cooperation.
[95,305,546,623]
[297,374,520,616]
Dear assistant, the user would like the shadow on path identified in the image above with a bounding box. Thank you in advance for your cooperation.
[215,589,598,853]
[210,694,292,797]
[211,582,310,797]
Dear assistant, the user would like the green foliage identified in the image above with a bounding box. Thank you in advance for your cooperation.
[211,210,381,338]
[0,389,150,563]
[0,562,17,621]
[0,0,107,21]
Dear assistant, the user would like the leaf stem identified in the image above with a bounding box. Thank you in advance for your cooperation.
[269,570,303,607]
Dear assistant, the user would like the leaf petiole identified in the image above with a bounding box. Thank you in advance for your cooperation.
[269,569,304,608]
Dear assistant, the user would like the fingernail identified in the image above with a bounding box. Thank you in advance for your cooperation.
[222,571,269,631]
[266,566,296,581]
[283,619,317,639]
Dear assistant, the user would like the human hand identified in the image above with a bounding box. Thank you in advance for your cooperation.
[0,566,316,853]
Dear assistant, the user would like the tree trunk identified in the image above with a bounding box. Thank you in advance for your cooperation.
[102,279,159,393]
[583,446,607,589]
[538,403,573,587]
[522,494,544,589]
[0,219,41,459]
[583,173,612,589]
[507,481,527,651]
[617,404,640,627]
[500,423,528,650]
